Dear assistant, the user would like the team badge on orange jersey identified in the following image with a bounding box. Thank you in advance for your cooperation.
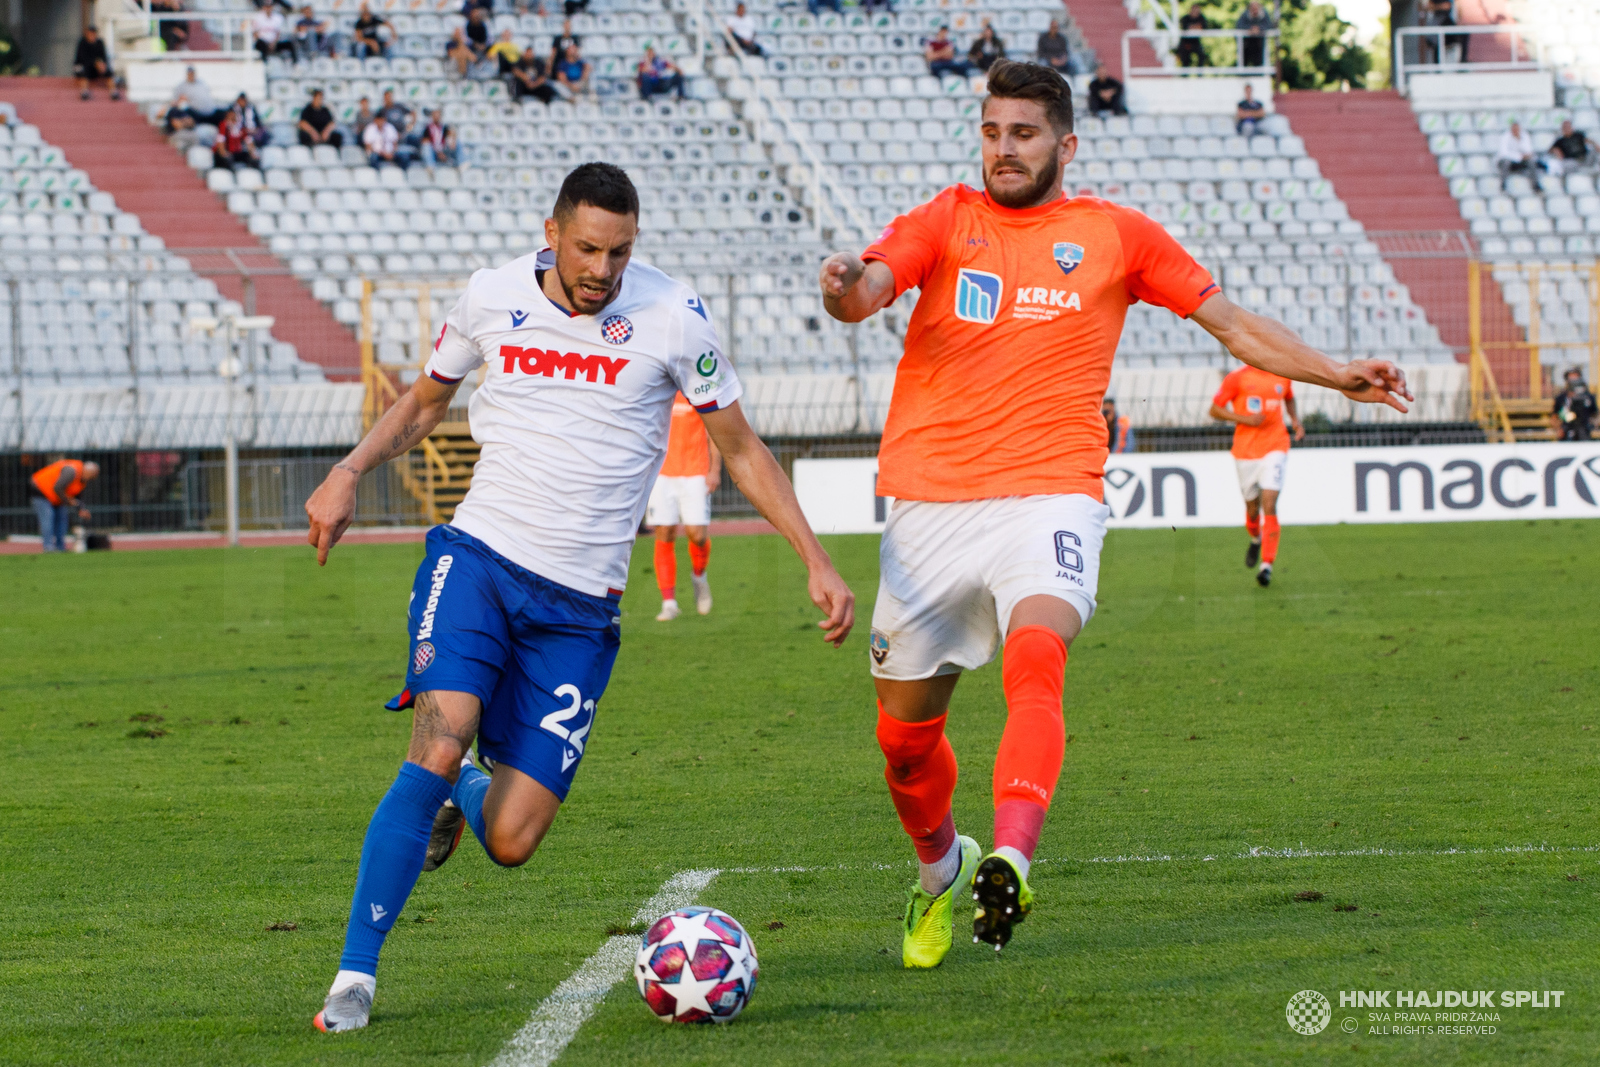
[1052,242,1084,275]
[954,268,1003,324]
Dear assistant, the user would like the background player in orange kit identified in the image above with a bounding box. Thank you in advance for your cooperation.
[1211,363,1304,586]
[818,60,1414,967]
[647,391,722,620]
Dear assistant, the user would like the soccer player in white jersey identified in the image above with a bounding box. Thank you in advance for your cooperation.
[302,163,855,1033]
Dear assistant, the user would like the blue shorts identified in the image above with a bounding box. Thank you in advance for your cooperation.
[386,525,621,801]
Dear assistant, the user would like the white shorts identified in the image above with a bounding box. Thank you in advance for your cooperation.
[869,494,1108,681]
[1235,451,1287,502]
[646,475,710,527]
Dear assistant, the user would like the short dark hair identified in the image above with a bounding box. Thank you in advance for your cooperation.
[983,60,1074,135]
[553,162,640,222]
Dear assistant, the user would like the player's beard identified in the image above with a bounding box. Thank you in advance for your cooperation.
[557,266,621,315]
[985,154,1063,209]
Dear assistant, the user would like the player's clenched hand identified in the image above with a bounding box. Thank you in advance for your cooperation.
[305,464,360,566]
[819,253,865,299]
[1337,359,1413,413]
[807,562,856,647]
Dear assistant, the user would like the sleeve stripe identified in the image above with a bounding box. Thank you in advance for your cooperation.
[1198,282,1220,300]
[693,400,721,413]
[428,369,463,383]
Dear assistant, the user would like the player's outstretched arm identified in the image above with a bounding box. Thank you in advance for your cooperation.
[1191,293,1414,413]
[699,402,856,646]
[305,375,460,565]
[819,253,896,324]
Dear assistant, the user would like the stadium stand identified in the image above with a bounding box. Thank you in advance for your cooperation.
[0,95,363,450]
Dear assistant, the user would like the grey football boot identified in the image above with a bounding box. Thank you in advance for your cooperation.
[313,983,373,1033]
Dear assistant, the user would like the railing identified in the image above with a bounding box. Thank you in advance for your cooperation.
[681,0,874,244]
[1122,28,1279,77]
[103,11,260,62]
[1393,25,1545,96]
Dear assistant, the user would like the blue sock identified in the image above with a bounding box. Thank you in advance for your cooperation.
[452,763,510,866]
[338,762,454,975]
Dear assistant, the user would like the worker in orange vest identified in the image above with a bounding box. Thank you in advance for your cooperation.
[29,458,99,553]
[1102,397,1135,454]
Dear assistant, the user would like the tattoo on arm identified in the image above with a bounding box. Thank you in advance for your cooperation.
[335,461,362,476]
[376,421,423,464]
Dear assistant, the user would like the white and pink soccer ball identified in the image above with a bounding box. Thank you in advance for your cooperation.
[634,906,759,1023]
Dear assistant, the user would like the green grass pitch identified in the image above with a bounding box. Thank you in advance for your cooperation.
[1,520,1596,1066]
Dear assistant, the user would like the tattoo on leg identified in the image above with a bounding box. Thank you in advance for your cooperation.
[408,691,478,766]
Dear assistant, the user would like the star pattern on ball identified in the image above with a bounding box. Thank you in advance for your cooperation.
[654,909,722,961]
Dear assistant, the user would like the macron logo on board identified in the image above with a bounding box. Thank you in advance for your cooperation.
[954,268,1002,324]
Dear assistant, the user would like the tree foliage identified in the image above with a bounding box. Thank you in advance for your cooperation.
[1183,0,1372,89]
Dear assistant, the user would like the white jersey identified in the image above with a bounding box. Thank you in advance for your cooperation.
[424,249,741,597]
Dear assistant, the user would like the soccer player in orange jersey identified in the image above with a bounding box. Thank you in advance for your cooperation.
[1211,363,1305,586]
[647,391,723,620]
[819,60,1413,966]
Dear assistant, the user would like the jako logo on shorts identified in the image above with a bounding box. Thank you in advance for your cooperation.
[417,554,454,640]
[954,268,1002,324]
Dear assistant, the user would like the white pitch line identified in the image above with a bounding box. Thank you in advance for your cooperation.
[488,868,719,1067]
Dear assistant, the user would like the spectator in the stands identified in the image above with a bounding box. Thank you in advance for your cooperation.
[1236,0,1274,68]
[233,92,269,146]
[446,27,477,76]
[1547,120,1598,177]
[253,4,296,62]
[636,47,686,101]
[298,89,343,149]
[725,2,763,56]
[380,88,415,139]
[550,18,580,69]
[1418,0,1466,64]
[1176,3,1209,68]
[1087,64,1126,117]
[511,51,557,103]
[363,112,407,169]
[807,0,841,15]
[489,29,523,74]
[166,95,202,150]
[417,109,460,168]
[460,0,493,13]
[152,0,191,53]
[924,27,973,78]
[563,0,589,16]
[554,43,592,98]
[1235,83,1266,136]
[293,5,332,60]
[968,21,1005,73]
[73,26,119,101]
[1496,120,1544,192]
[351,96,376,142]
[1103,398,1134,454]
[465,7,493,61]
[172,65,217,119]
[213,108,261,170]
[1036,19,1072,75]
[351,3,391,59]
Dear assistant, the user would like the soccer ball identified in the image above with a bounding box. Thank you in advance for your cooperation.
[634,906,759,1023]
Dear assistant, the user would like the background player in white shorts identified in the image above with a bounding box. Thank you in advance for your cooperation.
[647,391,721,620]
[1211,362,1304,586]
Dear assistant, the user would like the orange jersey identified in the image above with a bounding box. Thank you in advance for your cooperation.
[1213,366,1294,459]
[659,392,711,477]
[863,186,1218,502]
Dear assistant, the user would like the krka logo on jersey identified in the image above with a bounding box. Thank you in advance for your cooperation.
[954,268,1002,324]
[1053,242,1085,276]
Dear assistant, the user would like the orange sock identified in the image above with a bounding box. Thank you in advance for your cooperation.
[653,540,677,598]
[993,625,1067,860]
[1261,515,1280,563]
[688,537,710,577]
[1245,514,1261,539]
[876,705,958,862]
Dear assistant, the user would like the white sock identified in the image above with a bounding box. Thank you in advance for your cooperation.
[919,836,962,895]
[662,597,678,608]
[995,845,1031,882]
[329,970,376,998]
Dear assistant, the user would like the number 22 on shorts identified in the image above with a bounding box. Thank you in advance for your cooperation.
[540,684,595,768]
